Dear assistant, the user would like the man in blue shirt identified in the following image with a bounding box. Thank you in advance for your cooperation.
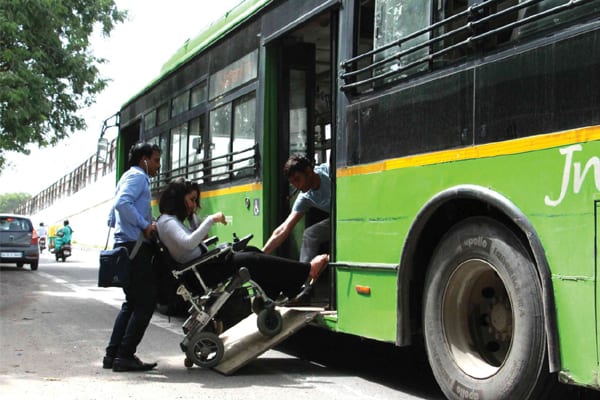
[263,155,331,263]
[104,142,161,372]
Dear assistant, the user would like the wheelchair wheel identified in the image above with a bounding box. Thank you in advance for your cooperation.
[185,331,224,368]
[257,308,282,337]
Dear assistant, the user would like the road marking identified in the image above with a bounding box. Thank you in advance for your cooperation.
[38,271,183,336]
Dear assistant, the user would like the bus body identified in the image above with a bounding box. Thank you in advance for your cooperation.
[111,0,600,398]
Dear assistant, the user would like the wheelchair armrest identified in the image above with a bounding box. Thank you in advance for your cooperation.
[232,233,253,252]
[173,245,231,277]
[204,236,218,247]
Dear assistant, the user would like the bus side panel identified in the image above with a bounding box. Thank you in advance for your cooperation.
[200,186,264,244]
[336,134,600,385]
[335,266,397,342]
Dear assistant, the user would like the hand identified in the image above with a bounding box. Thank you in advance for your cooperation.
[143,222,157,239]
[212,212,227,225]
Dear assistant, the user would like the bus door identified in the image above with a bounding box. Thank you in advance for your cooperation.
[272,10,335,305]
[117,120,142,178]
[280,41,317,261]
[271,12,334,255]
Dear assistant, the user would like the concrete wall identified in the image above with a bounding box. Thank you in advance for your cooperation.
[32,171,116,249]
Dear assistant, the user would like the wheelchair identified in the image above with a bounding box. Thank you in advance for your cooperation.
[155,233,291,369]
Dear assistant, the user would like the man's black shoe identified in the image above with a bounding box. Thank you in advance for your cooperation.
[112,356,157,372]
[102,356,114,369]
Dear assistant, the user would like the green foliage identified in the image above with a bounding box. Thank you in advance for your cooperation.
[0,192,31,213]
[0,0,127,170]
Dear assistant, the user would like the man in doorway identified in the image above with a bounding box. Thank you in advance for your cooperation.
[103,142,161,372]
[262,155,331,263]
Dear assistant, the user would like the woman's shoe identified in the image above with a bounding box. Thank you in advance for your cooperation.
[309,254,329,284]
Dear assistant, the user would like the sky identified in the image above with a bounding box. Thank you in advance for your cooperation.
[0,0,242,195]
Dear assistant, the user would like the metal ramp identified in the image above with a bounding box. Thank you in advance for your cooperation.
[213,307,322,375]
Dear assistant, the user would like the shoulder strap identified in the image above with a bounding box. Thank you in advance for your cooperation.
[104,226,144,259]
[104,227,111,250]
[129,232,144,260]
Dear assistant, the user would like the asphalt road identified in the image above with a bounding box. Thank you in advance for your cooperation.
[0,248,443,400]
[2,248,600,400]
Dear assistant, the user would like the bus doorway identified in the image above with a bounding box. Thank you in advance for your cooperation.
[268,10,335,305]
[117,120,141,177]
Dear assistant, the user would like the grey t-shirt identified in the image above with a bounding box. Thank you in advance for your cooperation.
[292,163,331,214]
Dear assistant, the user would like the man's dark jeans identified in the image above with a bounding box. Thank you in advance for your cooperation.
[106,242,157,359]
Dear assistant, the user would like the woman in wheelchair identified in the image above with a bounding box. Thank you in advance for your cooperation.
[156,179,329,300]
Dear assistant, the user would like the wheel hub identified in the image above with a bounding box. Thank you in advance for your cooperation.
[442,259,514,379]
[489,299,512,342]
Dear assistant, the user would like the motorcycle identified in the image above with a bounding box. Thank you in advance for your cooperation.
[54,242,71,262]
[39,237,46,253]
[53,229,72,262]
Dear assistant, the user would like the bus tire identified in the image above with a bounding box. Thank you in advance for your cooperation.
[423,216,548,400]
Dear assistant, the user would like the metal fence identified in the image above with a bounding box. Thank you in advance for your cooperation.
[15,139,117,216]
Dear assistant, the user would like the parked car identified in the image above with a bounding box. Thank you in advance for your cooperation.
[0,214,39,270]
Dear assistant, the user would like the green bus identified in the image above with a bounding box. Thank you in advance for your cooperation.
[102,0,600,398]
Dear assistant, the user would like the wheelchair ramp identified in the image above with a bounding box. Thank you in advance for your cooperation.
[214,308,321,375]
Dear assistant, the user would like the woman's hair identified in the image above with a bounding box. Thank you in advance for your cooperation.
[185,180,201,208]
[159,178,200,221]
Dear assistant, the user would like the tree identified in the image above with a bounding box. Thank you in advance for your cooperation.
[0,192,31,213]
[0,0,127,170]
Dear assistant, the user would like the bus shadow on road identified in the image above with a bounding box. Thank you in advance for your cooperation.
[141,325,445,398]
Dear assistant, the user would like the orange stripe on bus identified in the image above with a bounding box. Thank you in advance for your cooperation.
[337,126,600,177]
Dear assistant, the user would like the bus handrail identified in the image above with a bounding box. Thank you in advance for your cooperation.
[341,0,594,91]
[154,143,259,189]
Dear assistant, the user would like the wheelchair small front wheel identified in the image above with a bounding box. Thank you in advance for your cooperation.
[257,308,283,337]
[252,296,265,314]
[185,331,224,368]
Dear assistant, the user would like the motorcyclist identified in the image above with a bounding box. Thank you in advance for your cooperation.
[54,220,73,256]
[37,222,48,253]
[60,220,73,244]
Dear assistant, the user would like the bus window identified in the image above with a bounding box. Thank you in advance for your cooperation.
[190,82,207,108]
[209,50,258,100]
[433,0,469,65]
[170,122,188,177]
[513,0,600,40]
[188,116,205,182]
[373,0,430,82]
[314,123,331,166]
[171,90,190,117]
[209,103,232,181]
[289,69,308,155]
[144,109,156,130]
[157,103,169,125]
[232,94,256,178]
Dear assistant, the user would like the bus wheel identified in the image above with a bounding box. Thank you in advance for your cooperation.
[423,217,547,400]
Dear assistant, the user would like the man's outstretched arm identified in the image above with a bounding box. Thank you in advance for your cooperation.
[262,211,304,254]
